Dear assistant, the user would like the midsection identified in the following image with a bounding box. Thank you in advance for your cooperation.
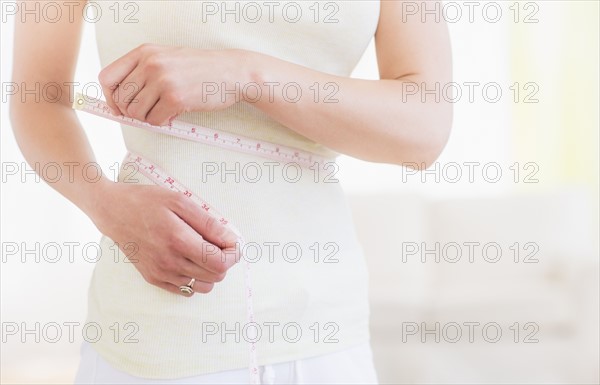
[117,124,370,326]
[119,124,361,257]
[88,124,371,367]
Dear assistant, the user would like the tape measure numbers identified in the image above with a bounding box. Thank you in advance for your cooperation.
[73,93,331,170]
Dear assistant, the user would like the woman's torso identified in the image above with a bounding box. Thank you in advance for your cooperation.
[86,1,380,378]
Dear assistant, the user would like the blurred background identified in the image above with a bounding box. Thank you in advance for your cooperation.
[1,1,598,383]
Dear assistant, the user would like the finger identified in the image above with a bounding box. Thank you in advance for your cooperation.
[177,230,240,275]
[179,258,227,284]
[170,195,241,250]
[152,280,185,296]
[113,72,145,116]
[163,213,236,275]
[97,78,121,116]
[121,82,160,122]
[169,275,215,294]
[98,44,150,115]
[145,97,177,127]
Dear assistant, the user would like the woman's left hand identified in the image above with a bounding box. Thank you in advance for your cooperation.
[98,43,251,126]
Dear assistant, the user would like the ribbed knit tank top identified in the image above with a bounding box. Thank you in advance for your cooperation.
[86,1,380,378]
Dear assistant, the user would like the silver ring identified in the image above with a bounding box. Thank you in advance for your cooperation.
[179,278,195,296]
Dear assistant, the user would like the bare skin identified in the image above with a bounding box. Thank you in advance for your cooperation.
[10,0,452,295]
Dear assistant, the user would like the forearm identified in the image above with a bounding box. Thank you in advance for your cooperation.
[9,98,111,219]
[242,51,452,167]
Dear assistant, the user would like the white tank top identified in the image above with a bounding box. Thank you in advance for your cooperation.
[87,1,380,378]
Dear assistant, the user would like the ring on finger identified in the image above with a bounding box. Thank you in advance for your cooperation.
[179,277,195,296]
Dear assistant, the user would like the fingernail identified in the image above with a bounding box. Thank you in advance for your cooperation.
[222,231,242,247]
[223,233,240,245]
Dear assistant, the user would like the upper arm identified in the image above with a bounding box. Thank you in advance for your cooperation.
[374,0,452,82]
[11,0,87,106]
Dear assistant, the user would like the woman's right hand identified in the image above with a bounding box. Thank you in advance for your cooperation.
[88,179,242,296]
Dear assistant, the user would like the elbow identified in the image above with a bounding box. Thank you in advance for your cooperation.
[416,118,452,170]
[391,103,453,170]
[8,94,30,155]
[8,90,30,131]
[8,94,23,135]
[8,94,18,127]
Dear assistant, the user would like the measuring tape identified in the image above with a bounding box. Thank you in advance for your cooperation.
[73,93,331,170]
[72,93,271,383]
[123,153,260,383]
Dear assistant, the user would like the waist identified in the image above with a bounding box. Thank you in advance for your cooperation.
[84,108,370,379]
[119,125,354,243]
[141,108,340,160]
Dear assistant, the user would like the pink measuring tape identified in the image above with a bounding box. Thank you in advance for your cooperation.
[72,92,327,383]
[73,93,330,170]
[123,153,260,383]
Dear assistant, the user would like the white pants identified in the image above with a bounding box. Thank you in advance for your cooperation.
[73,341,379,384]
